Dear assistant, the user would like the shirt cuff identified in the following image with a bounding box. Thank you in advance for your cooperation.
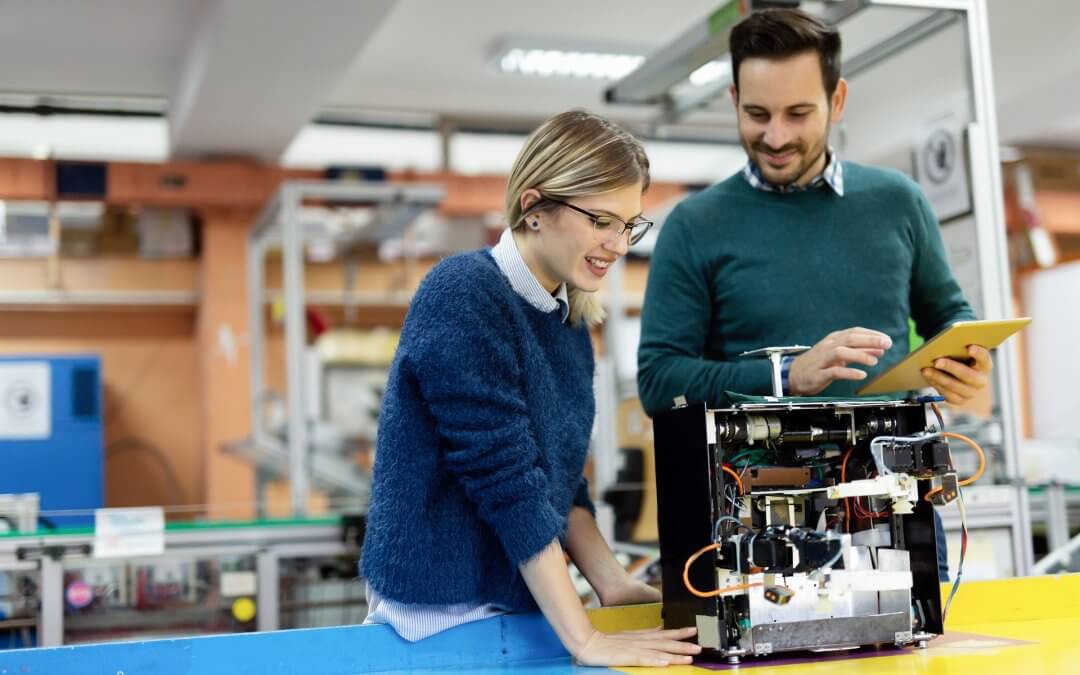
[781,355,795,396]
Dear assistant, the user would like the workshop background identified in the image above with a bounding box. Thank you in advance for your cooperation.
[0,0,1077,664]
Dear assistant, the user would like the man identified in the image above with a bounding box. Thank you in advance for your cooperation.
[637,8,991,580]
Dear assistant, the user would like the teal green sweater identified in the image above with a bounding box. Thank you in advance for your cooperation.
[637,161,974,415]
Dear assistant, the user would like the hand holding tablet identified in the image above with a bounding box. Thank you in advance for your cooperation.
[856,318,1031,397]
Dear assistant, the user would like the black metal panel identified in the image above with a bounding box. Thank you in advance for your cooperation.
[653,403,720,633]
[906,483,945,635]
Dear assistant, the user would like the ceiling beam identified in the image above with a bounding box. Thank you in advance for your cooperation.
[168,0,396,162]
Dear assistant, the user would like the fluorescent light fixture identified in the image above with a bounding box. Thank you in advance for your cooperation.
[688,60,732,87]
[498,47,645,80]
[494,39,643,80]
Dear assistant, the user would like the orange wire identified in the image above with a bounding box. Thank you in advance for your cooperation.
[925,431,987,502]
[722,464,744,495]
[931,401,944,422]
[682,542,762,598]
[841,446,854,533]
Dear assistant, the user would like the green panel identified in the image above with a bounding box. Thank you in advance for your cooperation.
[708,0,748,35]
[909,317,925,351]
[0,516,341,539]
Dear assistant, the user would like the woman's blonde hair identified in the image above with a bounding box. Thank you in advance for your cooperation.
[505,109,650,327]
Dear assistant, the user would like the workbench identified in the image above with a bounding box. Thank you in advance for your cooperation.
[1,574,1077,674]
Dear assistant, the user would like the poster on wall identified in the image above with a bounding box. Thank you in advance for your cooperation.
[913,107,973,223]
[0,361,51,440]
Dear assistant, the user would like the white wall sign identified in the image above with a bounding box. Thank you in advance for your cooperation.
[913,107,972,223]
[0,362,51,440]
[94,507,165,558]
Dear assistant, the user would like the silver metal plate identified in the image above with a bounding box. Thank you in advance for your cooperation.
[751,612,910,652]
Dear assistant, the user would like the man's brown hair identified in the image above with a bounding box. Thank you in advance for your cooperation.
[730,9,842,98]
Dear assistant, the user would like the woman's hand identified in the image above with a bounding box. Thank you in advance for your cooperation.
[572,625,701,667]
[520,539,700,668]
[598,577,662,606]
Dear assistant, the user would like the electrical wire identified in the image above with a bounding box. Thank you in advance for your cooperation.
[924,432,986,502]
[682,542,762,598]
[811,533,846,574]
[722,464,745,495]
[856,469,891,519]
[942,488,968,622]
[841,447,854,533]
[722,483,740,517]
[930,401,946,431]
[713,515,753,542]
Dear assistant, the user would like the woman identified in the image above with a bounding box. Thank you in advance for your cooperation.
[361,110,700,668]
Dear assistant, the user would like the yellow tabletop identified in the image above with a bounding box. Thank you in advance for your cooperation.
[586,574,1080,674]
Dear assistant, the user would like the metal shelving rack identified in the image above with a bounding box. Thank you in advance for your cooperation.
[243,181,444,516]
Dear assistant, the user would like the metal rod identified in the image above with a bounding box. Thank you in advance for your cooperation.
[39,556,63,646]
[605,1,745,105]
[843,10,961,80]
[1033,529,1080,575]
[247,234,267,517]
[250,188,282,243]
[1045,483,1071,554]
[770,352,784,397]
[256,550,280,632]
[961,0,1034,574]
[280,185,309,517]
[868,0,968,9]
[666,0,937,122]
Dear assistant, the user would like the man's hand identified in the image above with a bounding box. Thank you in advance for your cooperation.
[921,344,992,405]
[788,327,893,396]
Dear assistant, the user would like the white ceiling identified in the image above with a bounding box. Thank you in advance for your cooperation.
[324,0,721,126]
[0,0,200,99]
[0,0,1076,161]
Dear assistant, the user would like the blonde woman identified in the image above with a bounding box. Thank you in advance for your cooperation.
[361,110,700,667]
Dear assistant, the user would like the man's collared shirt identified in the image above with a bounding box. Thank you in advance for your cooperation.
[742,149,845,197]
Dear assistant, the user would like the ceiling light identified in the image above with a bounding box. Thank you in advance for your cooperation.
[689,60,732,87]
[497,47,645,80]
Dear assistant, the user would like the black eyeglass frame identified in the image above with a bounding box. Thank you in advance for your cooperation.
[543,198,654,246]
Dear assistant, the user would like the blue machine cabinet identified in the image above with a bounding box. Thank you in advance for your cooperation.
[0,355,103,528]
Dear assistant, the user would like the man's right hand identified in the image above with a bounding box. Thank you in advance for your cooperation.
[788,327,893,396]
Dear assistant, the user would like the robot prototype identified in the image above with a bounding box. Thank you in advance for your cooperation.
[653,397,975,663]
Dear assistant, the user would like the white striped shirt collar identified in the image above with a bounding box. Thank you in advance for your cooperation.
[490,228,570,323]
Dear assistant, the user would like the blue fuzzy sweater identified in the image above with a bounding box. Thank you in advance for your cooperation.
[361,251,596,612]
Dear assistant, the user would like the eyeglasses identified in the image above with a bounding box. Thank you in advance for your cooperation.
[545,198,654,246]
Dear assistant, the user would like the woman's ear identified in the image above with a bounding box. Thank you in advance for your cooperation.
[519,188,542,214]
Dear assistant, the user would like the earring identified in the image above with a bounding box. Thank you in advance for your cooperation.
[529,219,540,230]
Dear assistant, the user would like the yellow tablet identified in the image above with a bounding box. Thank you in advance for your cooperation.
[857,318,1031,395]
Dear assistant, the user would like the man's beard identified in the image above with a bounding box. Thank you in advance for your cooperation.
[742,123,830,187]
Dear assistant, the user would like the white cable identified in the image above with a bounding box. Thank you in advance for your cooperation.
[869,433,943,478]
